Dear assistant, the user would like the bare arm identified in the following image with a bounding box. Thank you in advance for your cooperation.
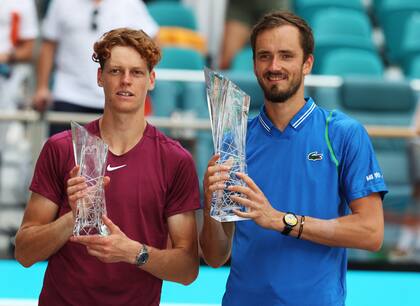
[0,39,35,64]
[298,194,384,251]
[15,167,86,267]
[199,155,235,268]
[231,172,384,252]
[141,211,199,284]
[14,192,74,267]
[32,40,57,111]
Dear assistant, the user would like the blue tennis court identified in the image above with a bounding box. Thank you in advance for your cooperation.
[1,260,419,305]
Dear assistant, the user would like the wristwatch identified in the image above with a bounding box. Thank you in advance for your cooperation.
[135,244,149,266]
[281,212,298,235]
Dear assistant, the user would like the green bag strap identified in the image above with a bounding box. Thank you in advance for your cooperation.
[325,110,339,170]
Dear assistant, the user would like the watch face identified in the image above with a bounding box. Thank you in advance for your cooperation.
[139,252,149,264]
[284,213,298,226]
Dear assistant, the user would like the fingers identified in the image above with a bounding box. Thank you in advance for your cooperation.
[86,246,103,258]
[102,215,120,234]
[69,166,80,178]
[233,209,253,219]
[103,176,111,188]
[228,184,253,199]
[230,195,255,209]
[70,235,104,246]
[235,172,262,194]
[207,154,220,168]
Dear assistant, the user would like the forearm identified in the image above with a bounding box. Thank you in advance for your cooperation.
[10,40,35,63]
[199,211,233,268]
[36,41,56,90]
[268,211,383,251]
[121,239,198,285]
[15,212,74,267]
[299,214,383,251]
[142,244,199,285]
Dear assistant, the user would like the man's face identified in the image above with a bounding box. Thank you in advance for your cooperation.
[97,46,155,114]
[253,25,313,103]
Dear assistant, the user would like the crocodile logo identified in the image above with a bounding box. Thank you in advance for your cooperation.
[307,151,323,161]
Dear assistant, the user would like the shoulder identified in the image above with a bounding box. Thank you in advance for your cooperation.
[39,130,73,161]
[46,130,73,149]
[144,124,194,163]
[324,108,367,139]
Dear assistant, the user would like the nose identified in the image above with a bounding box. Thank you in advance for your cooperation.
[121,70,132,85]
[269,55,282,71]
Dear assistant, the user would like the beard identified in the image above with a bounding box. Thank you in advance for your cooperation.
[257,70,302,103]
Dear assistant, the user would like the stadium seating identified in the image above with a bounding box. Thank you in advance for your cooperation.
[373,0,420,62]
[339,77,417,211]
[319,48,384,77]
[151,47,209,180]
[294,0,365,23]
[152,47,205,117]
[399,14,420,78]
[310,8,377,74]
[147,1,197,30]
[230,46,253,72]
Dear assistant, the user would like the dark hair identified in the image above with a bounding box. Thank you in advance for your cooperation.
[92,27,161,71]
[250,11,314,61]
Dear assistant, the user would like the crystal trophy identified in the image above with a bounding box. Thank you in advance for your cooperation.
[204,68,250,222]
[71,121,109,236]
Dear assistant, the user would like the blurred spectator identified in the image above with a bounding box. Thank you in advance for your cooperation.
[0,0,38,105]
[0,0,38,153]
[32,0,158,135]
[218,0,290,70]
[390,107,420,262]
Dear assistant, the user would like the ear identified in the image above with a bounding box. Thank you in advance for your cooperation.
[148,70,156,91]
[97,67,103,87]
[303,54,314,76]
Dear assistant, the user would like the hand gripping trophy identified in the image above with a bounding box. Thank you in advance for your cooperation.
[205,68,250,222]
[71,122,109,236]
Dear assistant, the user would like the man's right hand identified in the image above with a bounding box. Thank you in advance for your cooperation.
[203,154,231,214]
[32,87,52,112]
[66,166,111,219]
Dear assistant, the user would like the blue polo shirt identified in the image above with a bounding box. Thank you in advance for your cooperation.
[222,98,387,306]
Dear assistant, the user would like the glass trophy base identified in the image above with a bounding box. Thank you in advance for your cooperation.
[211,214,249,222]
[73,223,109,236]
[210,206,249,222]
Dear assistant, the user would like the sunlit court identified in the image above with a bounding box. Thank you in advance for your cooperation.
[1,260,419,306]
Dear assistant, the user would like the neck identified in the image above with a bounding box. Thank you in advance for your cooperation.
[99,110,146,155]
[264,91,306,132]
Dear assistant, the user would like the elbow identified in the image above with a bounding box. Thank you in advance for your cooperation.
[178,258,199,286]
[14,237,36,268]
[202,256,226,268]
[180,267,199,286]
[363,226,384,252]
[14,250,35,268]
[199,240,230,268]
[367,233,383,252]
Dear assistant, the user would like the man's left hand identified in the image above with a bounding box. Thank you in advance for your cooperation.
[229,172,281,230]
[70,215,140,264]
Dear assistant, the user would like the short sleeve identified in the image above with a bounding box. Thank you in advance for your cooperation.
[18,0,39,40]
[29,137,70,206]
[41,0,61,41]
[164,151,200,218]
[338,121,388,203]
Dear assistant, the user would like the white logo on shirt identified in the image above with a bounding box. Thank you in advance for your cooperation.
[366,172,382,181]
[107,164,127,172]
